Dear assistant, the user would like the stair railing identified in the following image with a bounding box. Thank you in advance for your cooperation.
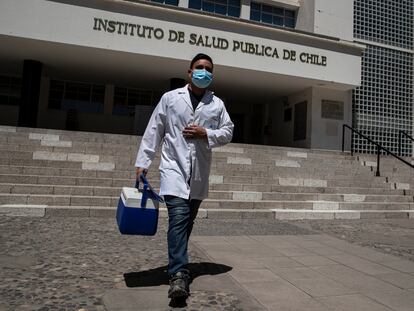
[342,124,414,177]
[398,130,414,157]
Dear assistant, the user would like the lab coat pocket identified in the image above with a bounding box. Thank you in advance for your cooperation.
[205,118,219,130]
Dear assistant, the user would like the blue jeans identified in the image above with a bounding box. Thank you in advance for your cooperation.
[165,195,201,277]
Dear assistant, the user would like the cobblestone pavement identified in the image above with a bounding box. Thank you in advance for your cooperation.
[0,216,205,311]
[1,216,414,310]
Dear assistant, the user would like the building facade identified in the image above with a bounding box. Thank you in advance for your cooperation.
[0,0,411,155]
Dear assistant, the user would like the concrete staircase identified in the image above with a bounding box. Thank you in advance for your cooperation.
[0,125,413,220]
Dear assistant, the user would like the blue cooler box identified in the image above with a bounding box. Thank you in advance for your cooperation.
[116,186,159,235]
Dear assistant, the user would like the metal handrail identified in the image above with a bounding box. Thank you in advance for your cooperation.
[342,124,414,177]
[398,130,414,157]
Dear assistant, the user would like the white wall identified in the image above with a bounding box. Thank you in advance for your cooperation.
[313,0,354,41]
[296,0,354,41]
[296,0,315,33]
[310,87,352,150]
[270,86,352,150]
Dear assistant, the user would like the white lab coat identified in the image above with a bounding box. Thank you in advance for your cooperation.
[135,85,234,200]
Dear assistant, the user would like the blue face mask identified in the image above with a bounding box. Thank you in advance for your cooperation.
[191,69,213,89]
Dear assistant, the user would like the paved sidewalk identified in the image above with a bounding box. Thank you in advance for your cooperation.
[192,234,414,311]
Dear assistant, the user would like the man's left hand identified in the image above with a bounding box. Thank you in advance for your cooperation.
[183,125,207,139]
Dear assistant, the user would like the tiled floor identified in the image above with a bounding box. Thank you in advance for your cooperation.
[192,234,414,311]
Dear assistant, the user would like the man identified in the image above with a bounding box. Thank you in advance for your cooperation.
[135,53,234,299]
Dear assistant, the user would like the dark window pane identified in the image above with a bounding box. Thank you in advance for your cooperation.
[285,9,295,17]
[128,89,140,106]
[202,1,215,12]
[228,6,240,17]
[262,5,272,13]
[91,85,105,103]
[228,0,240,6]
[49,81,64,109]
[189,0,201,9]
[215,4,227,15]
[77,84,91,102]
[250,2,260,11]
[273,7,283,15]
[164,0,179,5]
[114,87,127,109]
[114,87,127,98]
[141,91,152,106]
[261,12,272,23]
[285,17,296,28]
[215,0,226,4]
[151,0,164,3]
[273,15,284,26]
[65,83,79,100]
[250,10,260,21]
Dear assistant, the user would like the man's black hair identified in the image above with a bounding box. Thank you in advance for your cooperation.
[190,53,213,68]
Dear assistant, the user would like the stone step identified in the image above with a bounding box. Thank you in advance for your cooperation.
[210,183,410,195]
[0,148,358,170]
[208,191,413,203]
[1,126,354,155]
[0,173,393,190]
[1,193,412,210]
[0,165,136,179]
[0,149,365,171]
[0,164,392,182]
[1,125,410,161]
[1,204,412,219]
[0,160,382,181]
[270,209,413,220]
[201,199,414,211]
[1,180,409,196]
[0,126,137,144]
[0,143,359,162]
[1,183,411,203]
[1,129,357,159]
[0,149,137,164]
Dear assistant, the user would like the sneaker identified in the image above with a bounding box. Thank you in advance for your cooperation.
[168,272,189,299]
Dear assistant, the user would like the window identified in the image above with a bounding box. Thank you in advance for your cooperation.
[189,0,241,18]
[48,80,105,113]
[113,87,162,116]
[150,0,179,6]
[250,2,296,28]
[0,75,21,106]
[353,45,413,156]
[354,0,413,49]
[353,0,413,156]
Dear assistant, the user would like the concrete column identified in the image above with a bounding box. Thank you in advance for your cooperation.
[240,0,251,20]
[18,60,43,127]
[179,0,189,8]
[36,76,50,127]
[104,84,114,115]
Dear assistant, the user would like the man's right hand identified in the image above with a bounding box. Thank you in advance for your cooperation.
[136,167,148,180]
